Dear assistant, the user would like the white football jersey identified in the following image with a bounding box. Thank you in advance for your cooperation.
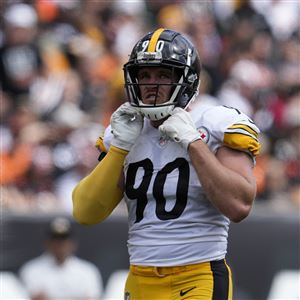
[103,105,260,266]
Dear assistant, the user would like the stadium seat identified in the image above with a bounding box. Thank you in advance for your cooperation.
[0,271,30,299]
[267,269,300,300]
[103,269,129,300]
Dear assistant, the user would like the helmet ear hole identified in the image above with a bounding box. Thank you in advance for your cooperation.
[177,85,191,107]
[181,93,190,107]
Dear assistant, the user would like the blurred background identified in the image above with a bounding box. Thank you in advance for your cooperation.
[1,0,299,299]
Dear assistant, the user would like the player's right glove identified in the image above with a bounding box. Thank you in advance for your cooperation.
[110,102,144,151]
[159,107,202,150]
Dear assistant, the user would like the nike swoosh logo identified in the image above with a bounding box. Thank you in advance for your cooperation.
[180,286,196,296]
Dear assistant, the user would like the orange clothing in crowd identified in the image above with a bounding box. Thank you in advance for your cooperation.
[0,145,32,185]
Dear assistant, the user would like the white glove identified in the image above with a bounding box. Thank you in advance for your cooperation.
[110,102,144,151]
[159,107,201,149]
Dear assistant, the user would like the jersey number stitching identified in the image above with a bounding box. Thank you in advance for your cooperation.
[125,158,190,223]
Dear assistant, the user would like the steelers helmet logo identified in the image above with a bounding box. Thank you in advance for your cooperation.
[197,126,210,143]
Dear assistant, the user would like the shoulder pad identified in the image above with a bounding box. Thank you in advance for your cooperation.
[194,105,261,157]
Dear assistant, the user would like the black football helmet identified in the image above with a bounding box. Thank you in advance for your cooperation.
[123,28,201,121]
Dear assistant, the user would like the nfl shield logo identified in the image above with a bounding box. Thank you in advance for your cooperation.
[158,136,168,147]
[125,291,130,300]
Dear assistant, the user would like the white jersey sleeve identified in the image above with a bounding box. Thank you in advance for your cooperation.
[95,125,113,154]
[191,105,260,160]
[102,125,113,150]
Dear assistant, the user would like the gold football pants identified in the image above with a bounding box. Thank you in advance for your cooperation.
[124,259,232,300]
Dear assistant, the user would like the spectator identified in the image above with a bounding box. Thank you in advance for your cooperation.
[19,217,103,300]
[218,58,274,122]
[0,0,298,214]
[250,0,300,41]
[0,3,43,100]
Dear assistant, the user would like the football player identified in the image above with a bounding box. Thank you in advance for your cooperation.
[72,28,260,300]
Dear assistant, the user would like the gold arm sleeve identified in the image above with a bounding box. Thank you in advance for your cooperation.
[72,145,127,225]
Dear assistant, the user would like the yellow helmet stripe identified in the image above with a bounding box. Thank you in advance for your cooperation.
[148,28,165,52]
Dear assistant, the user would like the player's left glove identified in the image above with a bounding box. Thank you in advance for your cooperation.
[159,107,202,150]
[110,102,144,151]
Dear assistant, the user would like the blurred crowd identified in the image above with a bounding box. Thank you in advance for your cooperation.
[1,0,299,215]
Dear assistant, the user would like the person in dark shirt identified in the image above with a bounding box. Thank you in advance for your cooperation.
[0,4,43,98]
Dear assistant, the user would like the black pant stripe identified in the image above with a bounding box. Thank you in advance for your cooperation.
[211,259,229,300]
